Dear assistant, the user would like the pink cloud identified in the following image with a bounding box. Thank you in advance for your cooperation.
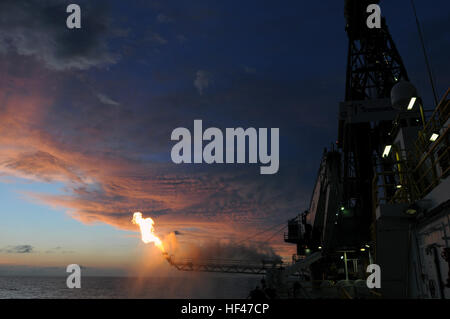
[0,57,301,260]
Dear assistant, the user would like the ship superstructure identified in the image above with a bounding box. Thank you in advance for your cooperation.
[283,0,449,299]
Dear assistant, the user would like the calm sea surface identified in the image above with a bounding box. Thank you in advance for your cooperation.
[0,275,260,299]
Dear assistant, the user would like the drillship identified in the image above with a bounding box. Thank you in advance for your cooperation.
[166,0,449,299]
[281,0,449,299]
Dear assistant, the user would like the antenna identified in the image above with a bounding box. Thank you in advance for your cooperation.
[410,0,439,105]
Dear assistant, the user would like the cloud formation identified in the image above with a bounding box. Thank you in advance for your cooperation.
[194,70,211,95]
[0,0,118,70]
[1,245,35,254]
[0,44,315,261]
[96,93,120,106]
[0,0,362,261]
[44,247,75,254]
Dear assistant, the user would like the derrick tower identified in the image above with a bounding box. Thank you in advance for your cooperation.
[336,0,410,249]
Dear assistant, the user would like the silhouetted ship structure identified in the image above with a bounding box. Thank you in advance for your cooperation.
[168,0,450,299]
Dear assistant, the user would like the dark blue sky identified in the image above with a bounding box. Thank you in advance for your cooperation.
[95,0,449,179]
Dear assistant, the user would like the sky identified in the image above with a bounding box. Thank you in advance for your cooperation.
[0,0,449,276]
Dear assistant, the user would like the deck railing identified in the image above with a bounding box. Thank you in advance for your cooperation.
[373,89,449,208]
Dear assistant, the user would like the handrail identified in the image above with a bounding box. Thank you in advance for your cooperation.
[373,89,449,207]
[422,88,449,133]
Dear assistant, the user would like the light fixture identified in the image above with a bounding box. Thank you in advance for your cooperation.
[360,248,366,252]
[318,246,322,250]
[396,185,402,189]
[340,256,344,260]
[407,97,417,110]
[365,244,370,248]
[430,133,439,142]
[340,206,345,211]
[382,145,392,158]
[404,203,420,216]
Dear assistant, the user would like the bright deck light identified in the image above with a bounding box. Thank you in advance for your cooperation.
[407,97,417,110]
[430,133,439,142]
[382,145,392,158]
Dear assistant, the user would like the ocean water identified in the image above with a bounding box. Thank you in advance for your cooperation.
[0,275,260,299]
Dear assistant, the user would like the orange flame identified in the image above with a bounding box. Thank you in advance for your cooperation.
[132,212,165,252]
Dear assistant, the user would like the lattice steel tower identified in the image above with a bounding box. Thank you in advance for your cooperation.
[336,0,410,249]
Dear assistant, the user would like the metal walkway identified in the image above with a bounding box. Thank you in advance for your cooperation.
[165,255,284,275]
